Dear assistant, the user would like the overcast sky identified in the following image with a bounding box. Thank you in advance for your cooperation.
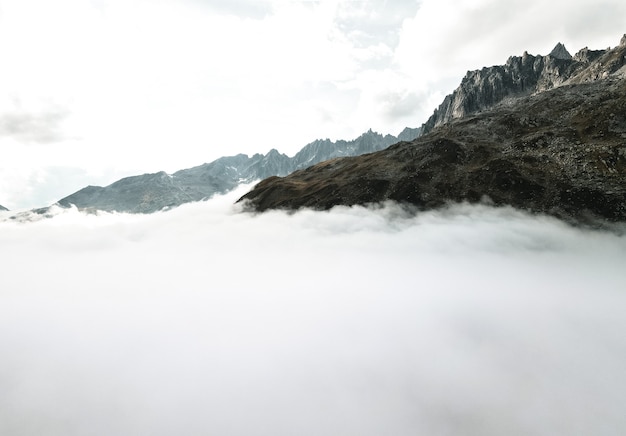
[1,0,625,209]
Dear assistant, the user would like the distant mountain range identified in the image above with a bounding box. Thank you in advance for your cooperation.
[47,127,420,214]
[240,36,626,225]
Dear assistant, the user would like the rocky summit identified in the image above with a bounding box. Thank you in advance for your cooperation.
[549,42,572,60]
[420,37,626,134]
[239,37,626,225]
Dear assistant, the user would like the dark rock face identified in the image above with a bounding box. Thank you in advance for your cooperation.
[239,77,626,224]
[57,129,409,213]
[0,204,8,212]
[421,37,626,135]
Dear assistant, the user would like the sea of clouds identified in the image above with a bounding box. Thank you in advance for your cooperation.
[1,185,625,436]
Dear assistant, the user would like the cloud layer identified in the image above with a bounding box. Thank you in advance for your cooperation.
[1,189,625,435]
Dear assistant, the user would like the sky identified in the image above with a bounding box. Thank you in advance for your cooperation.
[1,186,626,435]
[1,0,625,209]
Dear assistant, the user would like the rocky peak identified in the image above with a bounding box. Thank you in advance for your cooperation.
[621,34,626,46]
[397,127,422,142]
[549,42,572,60]
[573,47,605,63]
[420,36,626,135]
[360,128,381,139]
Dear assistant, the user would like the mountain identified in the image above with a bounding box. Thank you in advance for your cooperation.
[56,128,411,213]
[420,38,626,135]
[397,127,422,142]
[549,42,572,60]
[238,36,626,225]
[0,205,8,212]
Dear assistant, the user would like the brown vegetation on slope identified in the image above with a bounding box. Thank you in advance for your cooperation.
[239,78,626,224]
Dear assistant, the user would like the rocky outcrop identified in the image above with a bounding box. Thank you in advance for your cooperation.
[0,204,8,212]
[238,76,626,225]
[397,127,422,142]
[290,129,399,171]
[55,128,412,213]
[549,42,572,60]
[421,36,626,135]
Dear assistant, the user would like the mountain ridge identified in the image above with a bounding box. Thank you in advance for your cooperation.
[239,36,626,225]
[51,127,421,214]
[549,42,572,60]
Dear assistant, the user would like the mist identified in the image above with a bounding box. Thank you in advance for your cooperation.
[1,186,625,436]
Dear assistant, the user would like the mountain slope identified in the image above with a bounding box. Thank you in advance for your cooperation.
[239,40,626,224]
[0,205,8,212]
[57,129,411,213]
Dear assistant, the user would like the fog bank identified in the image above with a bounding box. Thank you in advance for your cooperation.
[1,188,625,436]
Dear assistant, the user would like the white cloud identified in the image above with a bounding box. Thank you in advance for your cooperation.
[0,106,69,144]
[1,190,626,435]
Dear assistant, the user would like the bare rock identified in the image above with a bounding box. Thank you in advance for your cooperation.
[549,42,572,60]
[421,36,626,135]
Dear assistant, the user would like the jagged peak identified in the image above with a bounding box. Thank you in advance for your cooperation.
[549,42,572,60]
[349,129,382,142]
[265,148,287,157]
[397,127,422,142]
[621,34,626,46]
